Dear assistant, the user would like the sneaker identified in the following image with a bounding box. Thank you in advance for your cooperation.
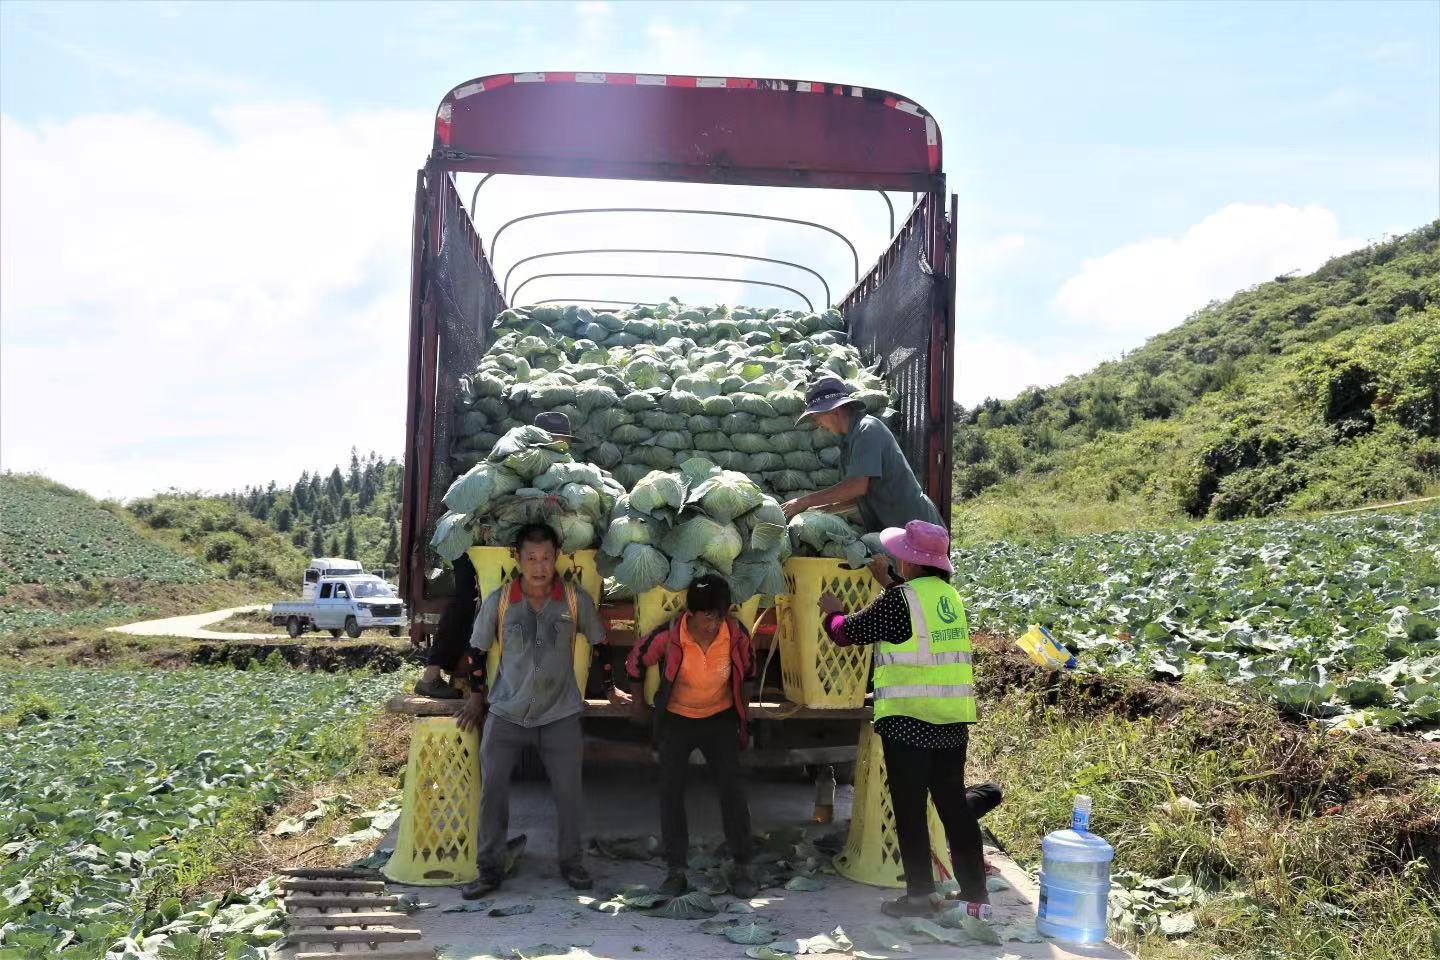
[658,870,689,898]
[880,893,941,918]
[730,865,757,900]
[414,676,462,700]
[559,861,593,890]
[461,867,503,899]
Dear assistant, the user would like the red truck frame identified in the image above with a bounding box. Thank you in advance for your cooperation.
[400,71,957,664]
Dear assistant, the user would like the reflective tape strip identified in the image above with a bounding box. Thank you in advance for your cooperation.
[874,649,973,667]
[874,684,975,699]
[514,72,546,83]
[895,100,922,116]
[899,585,930,655]
[636,74,667,86]
[576,73,607,84]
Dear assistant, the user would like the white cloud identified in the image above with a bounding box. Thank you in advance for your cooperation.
[1,105,430,499]
[1053,203,1364,336]
[953,333,1109,408]
[0,103,897,500]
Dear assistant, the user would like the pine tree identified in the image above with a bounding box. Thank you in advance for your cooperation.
[348,448,362,492]
[274,507,291,532]
[327,467,344,500]
[384,521,399,565]
[340,497,352,520]
[344,524,357,559]
[310,529,324,556]
[328,535,341,556]
[319,500,335,525]
[293,472,311,511]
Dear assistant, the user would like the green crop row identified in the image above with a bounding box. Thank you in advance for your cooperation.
[0,668,393,955]
[954,508,1440,729]
[0,476,209,589]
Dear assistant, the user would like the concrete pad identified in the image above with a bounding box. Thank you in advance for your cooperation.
[369,765,1130,960]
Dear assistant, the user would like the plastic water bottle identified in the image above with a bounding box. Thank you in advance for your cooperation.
[1036,795,1114,944]
[945,899,994,922]
[811,765,836,823]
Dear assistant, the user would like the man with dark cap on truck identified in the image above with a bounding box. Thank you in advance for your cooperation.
[780,376,943,532]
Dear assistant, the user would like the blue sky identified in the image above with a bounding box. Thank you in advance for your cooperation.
[2,1,1437,497]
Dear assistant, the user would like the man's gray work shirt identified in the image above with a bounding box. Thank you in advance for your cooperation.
[470,579,606,728]
[841,413,944,532]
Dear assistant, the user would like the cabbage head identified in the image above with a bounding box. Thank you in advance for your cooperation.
[431,511,473,562]
[614,543,670,594]
[601,514,659,555]
[553,514,597,552]
[630,471,687,515]
[689,472,765,523]
[443,464,500,515]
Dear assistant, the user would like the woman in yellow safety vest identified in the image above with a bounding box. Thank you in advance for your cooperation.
[819,520,986,918]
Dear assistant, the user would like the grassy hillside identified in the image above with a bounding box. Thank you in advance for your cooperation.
[0,473,255,638]
[0,474,208,589]
[953,222,1440,542]
[127,493,309,585]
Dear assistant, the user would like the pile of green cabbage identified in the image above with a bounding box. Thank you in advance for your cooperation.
[785,510,883,568]
[598,458,791,601]
[448,301,892,499]
[431,425,625,561]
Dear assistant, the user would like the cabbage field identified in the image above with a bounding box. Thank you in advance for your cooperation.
[954,508,1440,731]
[0,668,393,957]
[0,475,208,589]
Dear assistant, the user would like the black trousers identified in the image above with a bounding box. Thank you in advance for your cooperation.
[656,708,753,870]
[428,553,477,669]
[881,730,988,901]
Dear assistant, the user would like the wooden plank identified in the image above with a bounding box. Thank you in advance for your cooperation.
[385,694,462,716]
[280,867,379,879]
[296,949,436,960]
[283,895,400,909]
[288,910,408,927]
[287,927,421,944]
[282,878,388,893]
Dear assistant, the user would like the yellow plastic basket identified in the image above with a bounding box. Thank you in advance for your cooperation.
[774,557,880,708]
[467,546,598,695]
[466,546,601,603]
[382,717,481,886]
[833,723,953,888]
[637,588,761,705]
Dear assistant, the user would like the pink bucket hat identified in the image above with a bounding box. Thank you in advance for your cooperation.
[878,520,954,575]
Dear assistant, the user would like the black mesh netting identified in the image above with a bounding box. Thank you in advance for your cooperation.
[844,217,938,482]
[425,225,504,570]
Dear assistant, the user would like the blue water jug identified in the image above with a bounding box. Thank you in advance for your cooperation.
[1036,795,1114,944]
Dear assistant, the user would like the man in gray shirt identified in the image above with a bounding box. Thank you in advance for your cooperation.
[456,522,608,898]
[780,376,943,531]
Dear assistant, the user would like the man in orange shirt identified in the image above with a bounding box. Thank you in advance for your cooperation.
[626,575,756,899]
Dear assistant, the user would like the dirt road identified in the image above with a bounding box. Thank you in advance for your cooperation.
[107,604,284,641]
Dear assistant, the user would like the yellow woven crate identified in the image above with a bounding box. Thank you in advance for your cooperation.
[638,588,761,705]
[774,557,879,708]
[466,545,601,603]
[467,546,597,694]
[833,722,953,888]
[383,717,481,886]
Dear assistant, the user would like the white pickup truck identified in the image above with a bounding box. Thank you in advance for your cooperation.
[271,574,408,639]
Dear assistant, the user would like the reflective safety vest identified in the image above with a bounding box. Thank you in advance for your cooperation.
[872,576,977,724]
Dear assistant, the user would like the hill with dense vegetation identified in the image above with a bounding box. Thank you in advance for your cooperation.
[128,450,404,584]
[952,222,1440,542]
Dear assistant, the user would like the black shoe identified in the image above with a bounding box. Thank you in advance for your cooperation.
[880,893,940,918]
[731,868,757,900]
[414,676,462,699]
[658,870,689,898]
[559,861,593,890]
[461,867,503,899]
